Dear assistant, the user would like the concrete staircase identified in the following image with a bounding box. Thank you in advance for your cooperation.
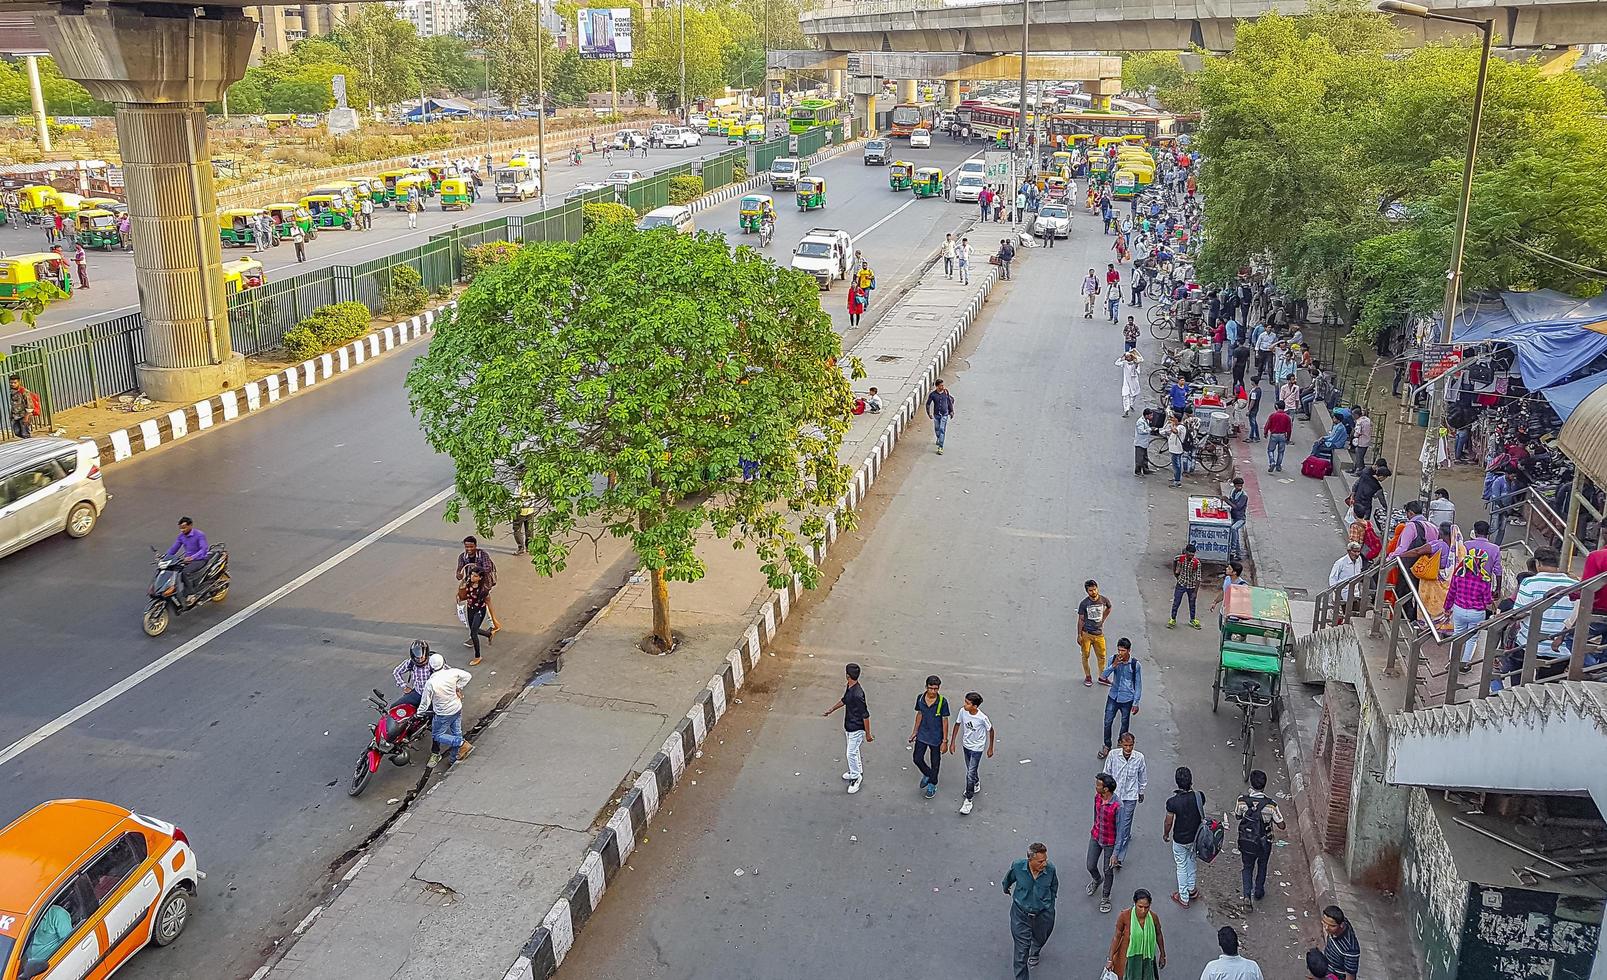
[1386,680,1607,805]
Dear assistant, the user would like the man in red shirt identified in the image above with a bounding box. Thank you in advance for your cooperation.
[1088,772,1120,913]
[1264,400,1294,473]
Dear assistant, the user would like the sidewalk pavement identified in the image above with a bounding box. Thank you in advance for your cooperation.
[258,256,997,980]
[1235,399,1425,979]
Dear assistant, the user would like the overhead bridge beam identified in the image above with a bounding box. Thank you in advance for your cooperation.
[767,50,1122,91]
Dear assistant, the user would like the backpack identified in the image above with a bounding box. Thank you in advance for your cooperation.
[1238,795,1272,852]
[1192,793,1224,863]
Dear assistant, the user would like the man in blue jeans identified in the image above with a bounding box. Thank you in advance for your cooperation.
[1097,639,1142,758]
[419,654,473,768]
[926,378,955,454]
[1264,401,1293,472]
[1226,477,1249,561]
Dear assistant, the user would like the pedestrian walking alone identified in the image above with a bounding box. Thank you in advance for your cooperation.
[291,222,307,262]
[1235,768,1286,907]
[1117,350,1143,417]
[1078,579,1113,686]
[1101,730,1147,867]
[926,378,955,454]
[948,691,993,814]
[1002,842,1058,980]
[847,283,868,327]
[406,193,420,230]
[72,244,89,289]
[1169,543,1203,628]
[1202,927,1264,980]
[1162,766,1205,908]
[1082,268,1099,319]
[908,675,950,799]
[419,653,473,768]
[823,662,871,794]
[9,376,39,438]
[1087,773,1120,913]
[1098,645,1143,759]
[1105,889,1166,980]
[956,237,971,285]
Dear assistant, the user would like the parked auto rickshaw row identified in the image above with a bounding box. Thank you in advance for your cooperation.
[215,162,477,250]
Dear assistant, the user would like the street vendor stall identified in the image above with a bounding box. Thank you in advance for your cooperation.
[1188,496,1233,562]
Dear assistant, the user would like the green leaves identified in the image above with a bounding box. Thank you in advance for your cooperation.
[406,224,856,629]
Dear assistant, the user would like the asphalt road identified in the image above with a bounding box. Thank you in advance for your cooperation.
[556,195,1254,978]
[0,140,713,337]
[0,131,1010,980]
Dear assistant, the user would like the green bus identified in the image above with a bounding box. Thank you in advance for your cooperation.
[789,98,839,134]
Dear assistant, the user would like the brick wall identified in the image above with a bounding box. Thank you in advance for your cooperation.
[1312,680,1359,855]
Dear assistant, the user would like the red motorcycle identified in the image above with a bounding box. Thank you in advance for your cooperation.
[349,689,433,797]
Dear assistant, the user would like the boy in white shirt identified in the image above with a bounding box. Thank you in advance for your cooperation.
[948,692,995,815]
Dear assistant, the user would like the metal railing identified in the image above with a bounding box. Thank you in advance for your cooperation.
[1312,553,1607,710]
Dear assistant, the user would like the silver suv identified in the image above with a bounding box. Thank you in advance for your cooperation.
[0,436,107,559]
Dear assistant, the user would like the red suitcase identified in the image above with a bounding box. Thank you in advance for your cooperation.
[1301,454,1333,479]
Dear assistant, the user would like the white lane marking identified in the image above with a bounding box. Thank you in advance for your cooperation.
[854,199,916,242]
[0,485,456,769]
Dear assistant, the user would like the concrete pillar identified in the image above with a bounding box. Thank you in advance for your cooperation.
[853,92,877,135]
[829,69,846,99]
[38,8,255,402]
[945,80,962,107]
[25,55,51,154]
[897,78,918,104]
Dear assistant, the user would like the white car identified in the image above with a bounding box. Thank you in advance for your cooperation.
[662,127,702,148]
[612,129,644,150]
[952,175,985,203]
[790,227,854,289]
[957,159,985,179]
[1034,202,1071,238]
[909,128,931,149]
[571,181,610,195]
[689,114,709,130]
[607,169,645,183]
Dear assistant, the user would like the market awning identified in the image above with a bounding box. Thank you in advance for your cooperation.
[1452,289,1607,390]
[1557,384,1607,491]
[1541,369,1607,422]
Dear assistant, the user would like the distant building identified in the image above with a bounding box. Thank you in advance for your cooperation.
[390,0,471,38]
[247,4,354,57]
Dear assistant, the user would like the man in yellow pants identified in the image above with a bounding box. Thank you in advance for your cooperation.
[1078,579,1114,688]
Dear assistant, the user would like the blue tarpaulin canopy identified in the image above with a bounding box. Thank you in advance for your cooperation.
[1451,289,1607,390]
[1540,368,1607,422]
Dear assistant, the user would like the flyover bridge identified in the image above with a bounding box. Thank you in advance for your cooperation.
[799,0,1607,52]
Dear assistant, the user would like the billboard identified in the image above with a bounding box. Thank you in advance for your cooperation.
[577,8,632,60]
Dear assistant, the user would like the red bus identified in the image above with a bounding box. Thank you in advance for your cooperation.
[890,102,936,137]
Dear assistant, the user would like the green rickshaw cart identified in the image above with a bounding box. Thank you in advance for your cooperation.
[1213,584,1293,779]
[77,208,121,250]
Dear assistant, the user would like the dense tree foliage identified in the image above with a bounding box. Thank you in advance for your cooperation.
[0,56,110,115]
[406,224,856,649]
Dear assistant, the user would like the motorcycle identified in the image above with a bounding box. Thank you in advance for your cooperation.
[758,219,774,248]
[349,689,434,797]
[142,545,229,637]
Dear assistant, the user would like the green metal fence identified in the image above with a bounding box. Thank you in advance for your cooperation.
[14,151,755,420]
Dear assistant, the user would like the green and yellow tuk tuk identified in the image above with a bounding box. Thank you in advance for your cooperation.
[1090,155,1110,181]
[16,185,57,223]
[53,192,86,222]
[374,168,419,206]
[219,208,264,248]
[0,252,71,303]
[739,194,774,233]
[747,125,766,144]
[706,116,724,136]
[267,203,317,240]
[300,192,353,229]
[439,176,473,210]
[889,161,914,191]
[76,208,120,250]
[795,176,826,211]
[83,196,124,215]
[913,167,943,198]
[1112,169,1138,200]
[221,257,267,294]
[1051,151,1073,176]
[394,174,432,207]
[726,122,748,144]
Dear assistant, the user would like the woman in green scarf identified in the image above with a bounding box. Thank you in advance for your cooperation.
[1106,888,1167,979]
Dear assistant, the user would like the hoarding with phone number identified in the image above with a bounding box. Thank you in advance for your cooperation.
[577,8,633,60]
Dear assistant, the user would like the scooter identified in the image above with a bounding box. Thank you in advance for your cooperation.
[349,689,434,797]
[142,545,229,637]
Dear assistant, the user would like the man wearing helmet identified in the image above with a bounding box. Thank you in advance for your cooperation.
[392,639,436,711]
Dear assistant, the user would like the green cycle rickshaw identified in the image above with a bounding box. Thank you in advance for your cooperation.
[1213,584,1292,780]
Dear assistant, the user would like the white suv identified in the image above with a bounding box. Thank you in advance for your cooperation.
[662,127,702,148]
[0,436,107,559]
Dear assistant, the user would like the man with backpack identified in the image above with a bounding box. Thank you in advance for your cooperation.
[9,376,41,438]
[1163,766,1213,908]
[1235,769,1286,907]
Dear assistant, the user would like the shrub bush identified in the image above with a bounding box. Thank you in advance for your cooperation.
[733,160,748,183]
[281,301,372,359]
[283,325,322,361]
[583,201,638,233]
[667,175,704,206]
[381,265,428,319]
[464,240,522,279]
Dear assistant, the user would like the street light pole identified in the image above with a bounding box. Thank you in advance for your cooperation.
[679,0,687,123]
[1016,0,1030,166]
[1378,2,1493,504]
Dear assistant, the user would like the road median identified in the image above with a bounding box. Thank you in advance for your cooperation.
[255,248,998,980]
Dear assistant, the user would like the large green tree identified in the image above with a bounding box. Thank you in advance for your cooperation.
[632,4,732,111]
[465,0,555,108]
[330,5,423,112]
[406,225,856,650]
[420,35,485,94]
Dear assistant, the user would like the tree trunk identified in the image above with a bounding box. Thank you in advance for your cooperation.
[650,565,672,649]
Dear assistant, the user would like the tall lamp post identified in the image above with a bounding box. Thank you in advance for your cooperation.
[679,0,687,123]
[1377,1,1493,504]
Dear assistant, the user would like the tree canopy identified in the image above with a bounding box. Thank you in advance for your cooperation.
[406,224,857,650]
[1188,0,1607,341]
[0,56,110,115]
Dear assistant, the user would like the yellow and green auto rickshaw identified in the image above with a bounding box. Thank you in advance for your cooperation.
[1051,150,1073,176]
[747,124,766,144]
[219,207,264,247]
[222,257,266,294]
[301,191,354,229]
[795,176,826,211]
[726,122,748,145]
[1129,162,1157,187]
[913,167,944,198]
[1112,168,1138,200]
[739,194,775,233]
[16,184,58,224]
[0,252,71,303]
[706,116,723,136]
[394,174,433,206]
[266,203,317,240]
[76,208,121,250]
[1090,155,1111,181]
[374,168,419,206]
[425,165,455,192]
[83,196,124,215]
[438,176,473,210]
[53,192,86,222]
[889,161,914,191]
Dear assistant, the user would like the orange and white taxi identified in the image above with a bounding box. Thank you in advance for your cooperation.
[0,800,200,980]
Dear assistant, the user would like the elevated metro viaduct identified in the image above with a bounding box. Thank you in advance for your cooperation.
[798,0,1607,53]
[767,51,1124,134]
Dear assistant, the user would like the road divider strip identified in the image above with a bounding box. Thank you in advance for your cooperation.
[501,252,1000,980]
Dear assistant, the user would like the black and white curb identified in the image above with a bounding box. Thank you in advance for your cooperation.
[501,261,998,980]
[98,305,452,465]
